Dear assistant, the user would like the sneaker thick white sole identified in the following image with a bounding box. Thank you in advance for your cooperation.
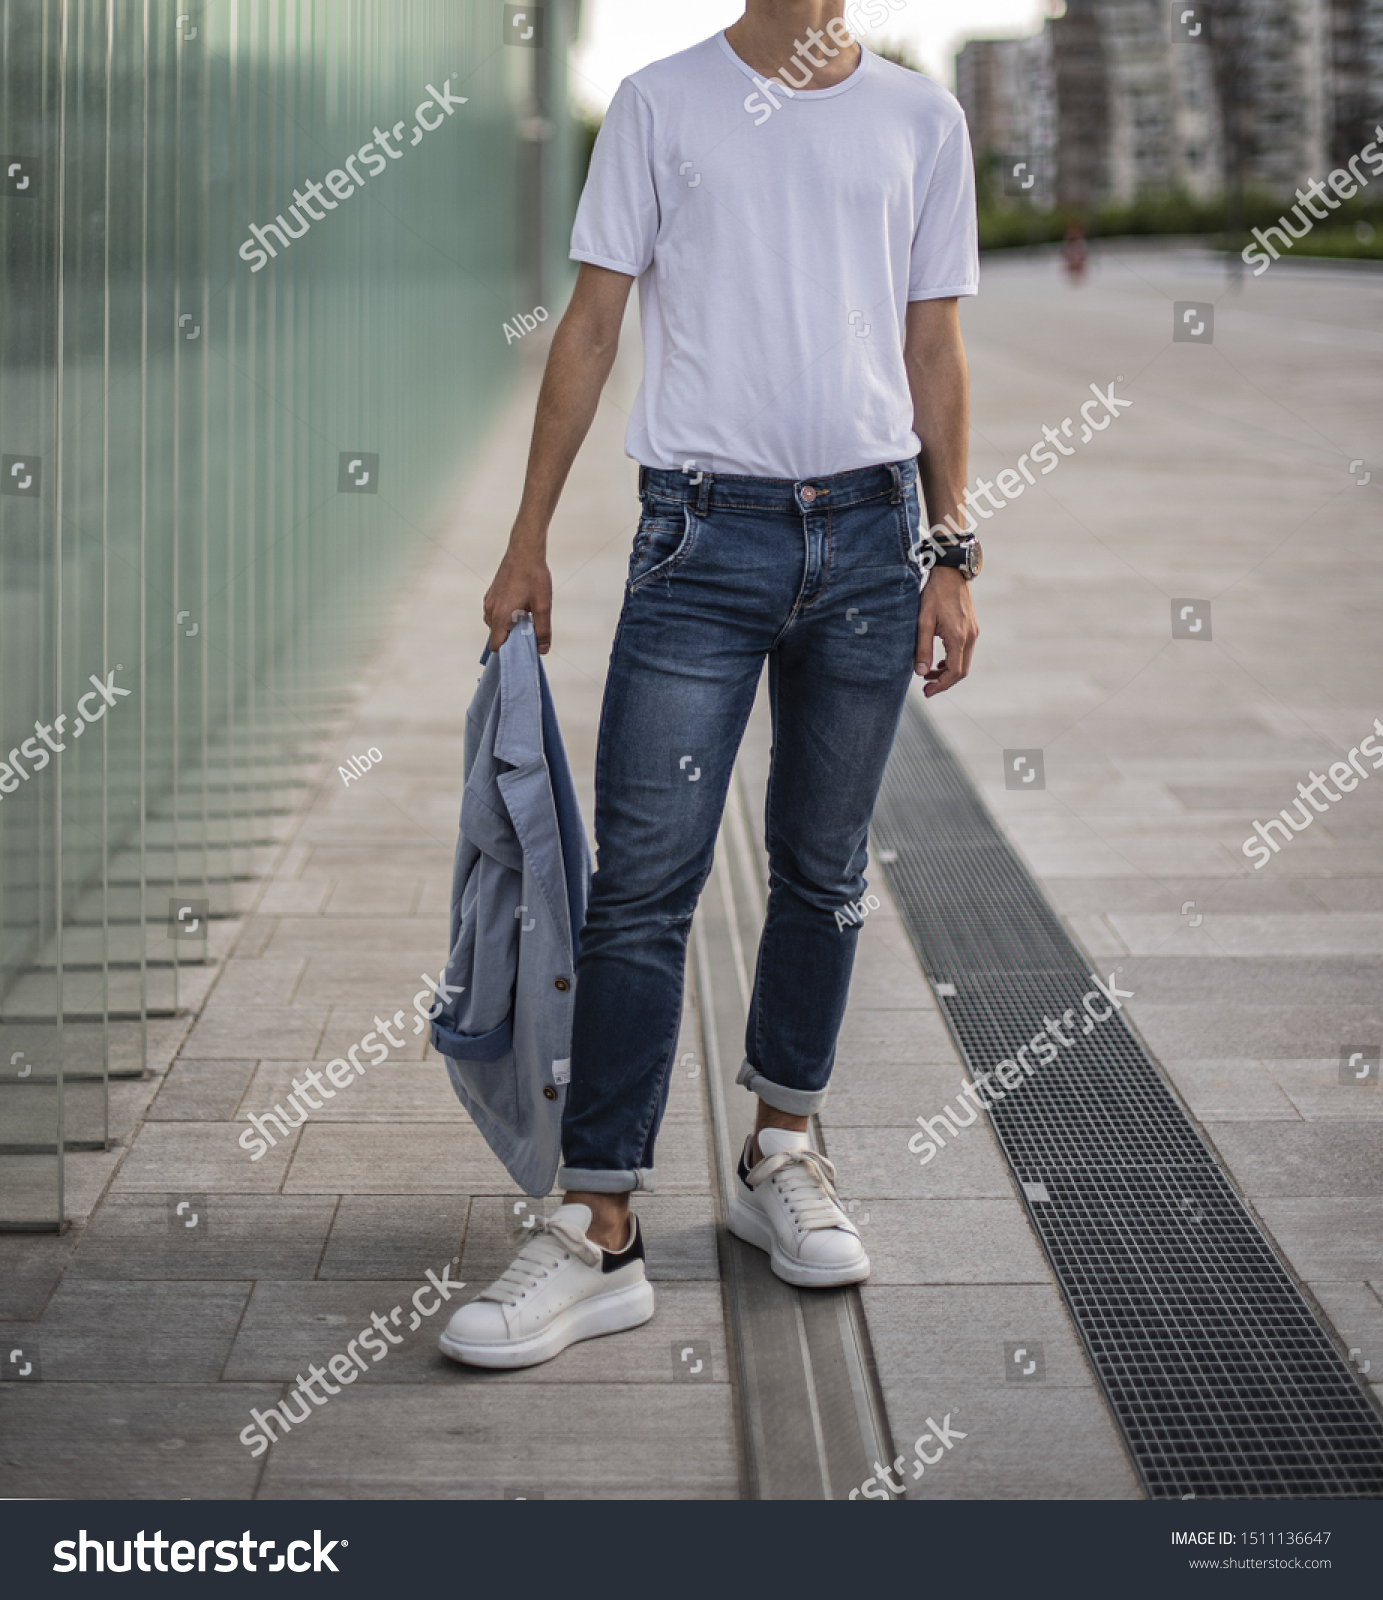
[728,1190,871,1288]
[438,1279,655,1370]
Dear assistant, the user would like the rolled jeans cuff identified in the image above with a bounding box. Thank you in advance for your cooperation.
[557,1165,657,1195]
[736,1057,829,1115]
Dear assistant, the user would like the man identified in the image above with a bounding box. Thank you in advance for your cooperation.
[439,0,979,1370]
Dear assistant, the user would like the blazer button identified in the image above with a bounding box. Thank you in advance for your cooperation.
[553,977,570,992]
[542,1085,558,1101]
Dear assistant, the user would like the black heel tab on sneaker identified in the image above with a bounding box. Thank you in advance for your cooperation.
[601,1215,645,1272]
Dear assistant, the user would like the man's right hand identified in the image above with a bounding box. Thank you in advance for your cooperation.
[483,544,552,655]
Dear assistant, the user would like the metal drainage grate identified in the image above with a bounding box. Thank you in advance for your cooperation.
[873,700,1383,1499]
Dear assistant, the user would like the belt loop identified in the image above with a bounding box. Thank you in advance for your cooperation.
[638,464,648,497]
[888,462,903,504]
[697,471,711,517]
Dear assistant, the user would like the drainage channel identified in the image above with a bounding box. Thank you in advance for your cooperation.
[873,699,1383,1500]
[691,766,895,1501]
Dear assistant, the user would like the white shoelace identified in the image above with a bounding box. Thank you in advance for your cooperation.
[479,1215,602,1306]
[749,1147,854,1233]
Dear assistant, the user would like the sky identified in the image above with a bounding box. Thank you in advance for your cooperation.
[569,0,1051,114]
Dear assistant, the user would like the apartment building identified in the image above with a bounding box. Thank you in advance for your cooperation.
[956,0,1381,207]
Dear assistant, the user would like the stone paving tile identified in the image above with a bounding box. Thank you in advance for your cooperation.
[1045,875,1333,916]
[1117,955,1383,1006]
[861,1283,1100,1390]
[181,1006,327,1060]
[0,1232,78,1319]
[1131,1005,1382,1062]
[1111,913,1383,958]
[842,954,941,1011]
[107,1076,167,1146]
[2,1280,251,1382]
[66,1194,338,1281]
[899,1388,1140,1501]
[147,1059,259,1122]
[243,1060,466,1123]
[851,1199,1053,1286]
[205,957,308,1008]
[1254,1199,1383,1283]
[282,1124,506,1195]
[316,1195,469,1280]
[1262,1060,1383,1120]
[224,1279,726,1388]
[109,1015,196,1076]
[321,879,423,917]
[835,1008,956,1061]
[1160,1058,1303,1122]
[1203,1122,1383,1197]
[255,880,334,915]
[1062,912,1129,959]
[1305,1281,1383,1382]
[255,1384,740,1499]
[312,1007,432,1063]
[288,958,442,1007]
[53,1146,127,1225]
[257,917,442,960]
[1308,878,1383,912]
[0,1383,275,1499]
[823,1123,1016,1200]
[305,844,455,874]
[822,1058,975,1126]
[111,1122,300,1193]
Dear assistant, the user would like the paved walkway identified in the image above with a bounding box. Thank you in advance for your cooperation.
[923,244,1383,1419]
[0,318,739,1501]
[2,245,1377,1499]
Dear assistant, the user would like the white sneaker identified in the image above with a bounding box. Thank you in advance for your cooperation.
[728,1128,870,1287]
[439,1204,654,1369]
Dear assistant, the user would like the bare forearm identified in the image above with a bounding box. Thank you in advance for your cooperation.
[484,264,633,654]
[904,297,978,696]
[905,299,969,536]
[511,316,620,551]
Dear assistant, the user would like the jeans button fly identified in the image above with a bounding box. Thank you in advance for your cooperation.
[800,485,817,503]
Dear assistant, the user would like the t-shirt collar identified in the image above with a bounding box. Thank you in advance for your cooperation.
[715,28,870,99]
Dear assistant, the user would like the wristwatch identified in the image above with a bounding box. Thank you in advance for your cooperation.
[932,538,982,580]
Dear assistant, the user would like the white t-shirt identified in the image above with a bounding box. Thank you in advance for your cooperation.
[570,32,979,481]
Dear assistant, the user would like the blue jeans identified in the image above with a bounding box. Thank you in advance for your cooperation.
[559,459,926,1194]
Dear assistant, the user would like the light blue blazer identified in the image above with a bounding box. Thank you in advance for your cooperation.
[430,619,591,1196]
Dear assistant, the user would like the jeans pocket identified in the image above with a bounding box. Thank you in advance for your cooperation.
[628,503,695,591]
[896,484,928,581]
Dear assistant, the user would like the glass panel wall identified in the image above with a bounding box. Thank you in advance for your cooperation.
[0,0,580,1227]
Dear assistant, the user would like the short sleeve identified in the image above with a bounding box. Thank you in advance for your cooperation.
[570,79,659,278]
[908,114,980,301]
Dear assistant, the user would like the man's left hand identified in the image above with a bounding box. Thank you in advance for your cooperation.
[916,567,978,696]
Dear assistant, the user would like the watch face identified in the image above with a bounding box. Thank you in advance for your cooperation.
[967,542,983,577]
